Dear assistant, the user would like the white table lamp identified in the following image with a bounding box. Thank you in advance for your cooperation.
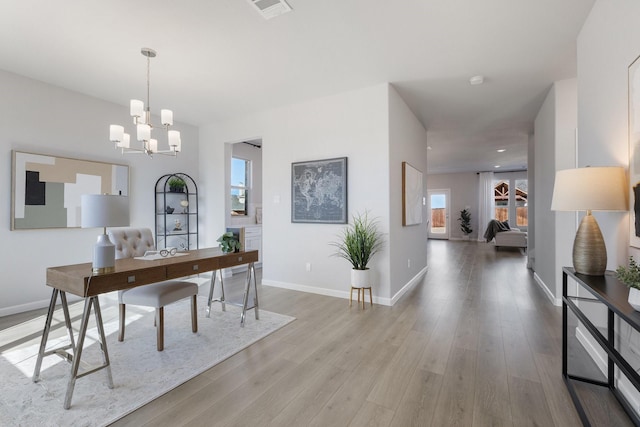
[81,194,130,274]
[551,166,627,276]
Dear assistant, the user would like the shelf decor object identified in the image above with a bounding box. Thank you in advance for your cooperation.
[551,166,627,276]
[81,194,130,274]
[109,48,182,157]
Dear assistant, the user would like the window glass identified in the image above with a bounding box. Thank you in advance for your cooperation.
[516,179,528,227]
[494,180,509,222]
[231,158,249,215]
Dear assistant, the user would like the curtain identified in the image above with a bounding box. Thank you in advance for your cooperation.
[478,172,495,241]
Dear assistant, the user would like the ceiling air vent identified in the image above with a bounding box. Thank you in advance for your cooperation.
[247,0,292,20]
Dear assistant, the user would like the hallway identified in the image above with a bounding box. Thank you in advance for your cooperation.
[2,241,630,425]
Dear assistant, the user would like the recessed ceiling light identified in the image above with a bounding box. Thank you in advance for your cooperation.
[469,75,484,85]
[427,146,432,150]
[494,165,501,168]
[497,149,506,153]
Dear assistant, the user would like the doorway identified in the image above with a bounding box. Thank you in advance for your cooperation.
[428,189,450,240]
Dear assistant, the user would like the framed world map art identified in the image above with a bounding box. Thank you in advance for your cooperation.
[630,55,640,248]
[291,157,347,223]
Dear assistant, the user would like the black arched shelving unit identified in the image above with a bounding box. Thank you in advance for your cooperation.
[155,173,198,251]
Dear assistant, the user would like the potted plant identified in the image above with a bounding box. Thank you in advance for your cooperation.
[168,176,186,193]
[616,257,640,310]
[217,231,241,253]
[331,212,384,288]
[458,208,473,240]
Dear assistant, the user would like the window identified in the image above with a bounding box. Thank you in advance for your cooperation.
[515,179,528,227]
[494,180,509,222]
[231,157,249,215]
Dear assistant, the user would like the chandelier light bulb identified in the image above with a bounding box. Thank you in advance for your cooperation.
[161,109,173,126]
[137,124,151,141]
[121,133,130,149]
[110,125,124,142]
[130,100,144,118]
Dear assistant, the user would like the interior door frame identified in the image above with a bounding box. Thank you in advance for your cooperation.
[427,189,450,240]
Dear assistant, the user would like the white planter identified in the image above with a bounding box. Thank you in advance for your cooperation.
[351,268,371,288]
[629,287,640,311]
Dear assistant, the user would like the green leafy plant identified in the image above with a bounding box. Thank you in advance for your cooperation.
[217,231,241,253]
[616,257,640,290]
[168,177,186,192]
[331,212,384,270]
[458,208,473,235]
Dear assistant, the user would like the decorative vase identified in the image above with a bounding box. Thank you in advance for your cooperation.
[629,287,640,311]
[351,268,370,288]
[166,206,174,214]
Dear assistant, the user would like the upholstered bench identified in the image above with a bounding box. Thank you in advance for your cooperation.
[494,228,527,249]
[108,228,198,351]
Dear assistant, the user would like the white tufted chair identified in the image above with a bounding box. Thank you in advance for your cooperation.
[108,228,198,351]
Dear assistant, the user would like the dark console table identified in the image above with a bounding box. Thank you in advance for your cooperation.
[562,267,640,426]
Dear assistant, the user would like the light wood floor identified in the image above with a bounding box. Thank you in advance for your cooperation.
[2,240,633,426]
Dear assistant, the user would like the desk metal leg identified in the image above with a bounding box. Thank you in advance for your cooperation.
[93,296,114,390]
[60,292,76,351]
[33,289,59,382]
[207,270,226,318]
[240,263,259,327]
[33,290,77,383]
[252,263,259,321]
[63,296,113,409]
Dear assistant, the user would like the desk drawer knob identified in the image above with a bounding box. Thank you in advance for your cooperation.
[238,256,243,261]
[128,276,136,283]
[192,264,199,271]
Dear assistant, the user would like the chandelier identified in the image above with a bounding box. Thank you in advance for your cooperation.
[109,48,181,157]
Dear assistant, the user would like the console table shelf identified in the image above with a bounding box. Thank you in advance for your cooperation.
[562,267,640,426]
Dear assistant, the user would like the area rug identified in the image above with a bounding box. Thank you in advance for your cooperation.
[0,292,295,426]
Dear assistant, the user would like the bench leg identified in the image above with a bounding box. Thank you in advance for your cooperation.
[156,307,164,352]
[191,295,198,333]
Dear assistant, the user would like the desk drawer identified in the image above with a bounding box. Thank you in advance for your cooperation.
[166,258,218,278]
[89,268,167,295]
[218,251,258,268]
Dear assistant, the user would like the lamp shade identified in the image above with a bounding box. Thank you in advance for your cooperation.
[81,194,130,228]
[551,166,627,212]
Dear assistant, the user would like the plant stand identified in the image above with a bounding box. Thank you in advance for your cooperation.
[350,286,372,309]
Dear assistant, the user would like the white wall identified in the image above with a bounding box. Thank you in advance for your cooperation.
[388,85,429,299]
[200,83,426,304]
[427,172,479,240]
[578,0,639,265]
[0,69,200,315]
[533,79,577,304]
[573,0,640,410]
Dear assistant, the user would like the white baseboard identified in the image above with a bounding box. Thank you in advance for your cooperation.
[533,272,561,306]
[262,267,428,307]
[0,294,83,317]
[390,266,428,305]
